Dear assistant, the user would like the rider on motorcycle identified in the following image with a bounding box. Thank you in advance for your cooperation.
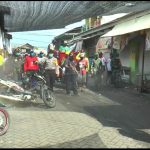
[23,50,39,88]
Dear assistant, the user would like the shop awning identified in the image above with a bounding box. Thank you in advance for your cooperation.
[101,13,150,37]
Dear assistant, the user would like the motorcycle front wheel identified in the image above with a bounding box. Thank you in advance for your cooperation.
[41,86,56,108]
[0,108,10,136]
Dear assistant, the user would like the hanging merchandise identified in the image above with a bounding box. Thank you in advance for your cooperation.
[113,36,121,50]
[75,40,83,52]
[69,43,76,51]
[96,37,111,52]
[120,35,129,50]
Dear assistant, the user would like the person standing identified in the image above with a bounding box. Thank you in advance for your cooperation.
[0,51,4,77]
[91,53,102,91]
[99,52,107,86]
[76,52,89,90]
[44,52,59,92]
[37,51,46,74]
[13,51,23,81]
[64,52,78,96]
[106,54,112,85]
[0,51,4,66]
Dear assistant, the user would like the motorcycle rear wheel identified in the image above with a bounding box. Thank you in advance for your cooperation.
[0,108,10,136]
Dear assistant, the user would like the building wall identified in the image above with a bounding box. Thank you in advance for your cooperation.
[119,46,130,67]
[83,36,99,57]
[119,32,147,84]
[138,45,150,74]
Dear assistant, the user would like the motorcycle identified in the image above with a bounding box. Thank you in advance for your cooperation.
[0,107,9,136]
[0,72,56,108]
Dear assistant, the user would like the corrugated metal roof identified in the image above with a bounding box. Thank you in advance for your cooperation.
[0,1,149,32]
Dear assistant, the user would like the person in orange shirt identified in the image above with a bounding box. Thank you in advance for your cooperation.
[76,52,89,89]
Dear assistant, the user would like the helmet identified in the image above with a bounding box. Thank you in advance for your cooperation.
[39,51,44,58]
[15,52,20,57]
[30,50,35,57]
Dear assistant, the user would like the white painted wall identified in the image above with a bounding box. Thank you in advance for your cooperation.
[119,46,130,67]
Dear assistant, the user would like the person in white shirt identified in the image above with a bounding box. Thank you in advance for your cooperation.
[44,52,59,91]
[106,54,112,85]
[37,51,46,74]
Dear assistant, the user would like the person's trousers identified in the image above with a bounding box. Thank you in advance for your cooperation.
[45,70,56,91]
[65,73,78,94]
[94,72,102,91]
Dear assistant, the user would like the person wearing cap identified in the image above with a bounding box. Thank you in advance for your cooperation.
[64,52,78,96]
[43,51,59,92]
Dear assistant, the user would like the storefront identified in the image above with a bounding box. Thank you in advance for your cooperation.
[101,12,150,90]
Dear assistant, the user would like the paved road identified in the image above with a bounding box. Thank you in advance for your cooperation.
[0,85,150,148]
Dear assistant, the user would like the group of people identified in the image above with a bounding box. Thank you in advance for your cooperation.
[11,46,113,95]
[13,49,90,96]
[91,52,112,91]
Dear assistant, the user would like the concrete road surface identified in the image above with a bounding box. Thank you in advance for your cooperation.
[0,85,150,148]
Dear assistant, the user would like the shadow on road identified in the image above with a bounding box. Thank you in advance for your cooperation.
[83,82,150,144]
[83,92,150,143]
[118,128,150,143]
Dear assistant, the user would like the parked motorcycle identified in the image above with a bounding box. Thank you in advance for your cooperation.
[0,107,9,136]
[0,72,56,108]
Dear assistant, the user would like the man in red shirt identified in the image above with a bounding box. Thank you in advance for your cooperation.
[23,50,39,88]
[24,50,39,74]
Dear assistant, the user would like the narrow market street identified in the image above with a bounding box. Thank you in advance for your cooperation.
[0,1,150,149]
[0,82,150,148]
